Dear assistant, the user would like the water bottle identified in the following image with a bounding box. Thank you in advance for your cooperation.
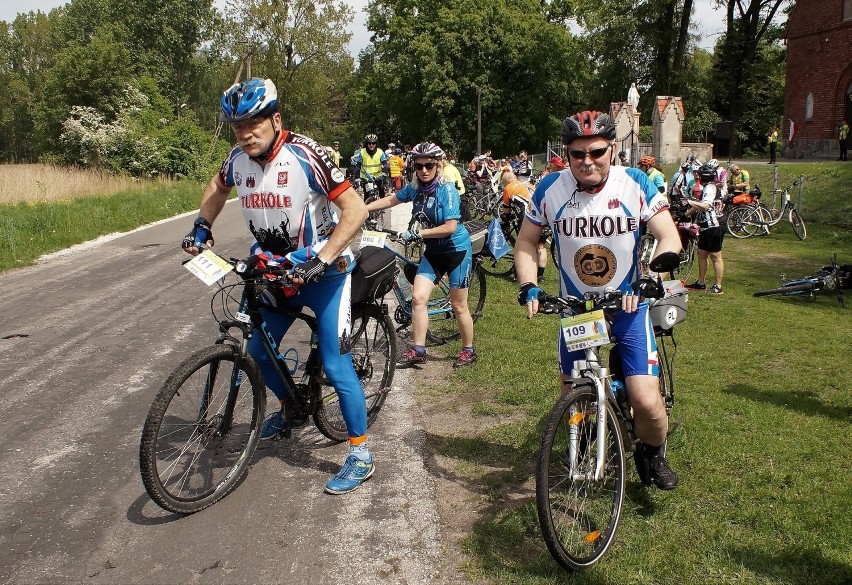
[397,271,413,303]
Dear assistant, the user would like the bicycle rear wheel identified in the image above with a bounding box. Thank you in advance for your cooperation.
[537,384,626,572]
[753,282,816,297]
[314,303,396,442]
[426,262,486,344]
[139,344,265,514]
[790,209,807,240]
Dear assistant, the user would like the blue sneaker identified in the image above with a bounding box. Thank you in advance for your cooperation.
[324,454,375,494]
[260,409,285,440]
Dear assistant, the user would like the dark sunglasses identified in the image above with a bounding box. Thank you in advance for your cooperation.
[567,146,610,161]
[366,141,377,145]
[414,162,437,171]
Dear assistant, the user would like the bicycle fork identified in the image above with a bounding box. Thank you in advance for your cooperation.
[568,364,609,482]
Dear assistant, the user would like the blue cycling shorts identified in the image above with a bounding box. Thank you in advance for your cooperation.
[557,302,659,378]
[419,249,472,289]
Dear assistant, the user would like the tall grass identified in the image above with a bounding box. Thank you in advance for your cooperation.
[0,164,152,204]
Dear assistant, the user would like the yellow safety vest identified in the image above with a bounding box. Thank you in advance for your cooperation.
[359,148,383,179]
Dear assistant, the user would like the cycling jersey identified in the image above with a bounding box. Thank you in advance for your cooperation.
[502,179,534,207]
[442,162,466,196]
[696,182,719,229]
[527,166,668,298]
[647,167,666,193]
[217,130,355,271]
[388,155,404,178]
[395,180,471,254]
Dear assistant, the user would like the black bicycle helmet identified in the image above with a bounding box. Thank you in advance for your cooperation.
[561,110,616,145]
[697,164,716,182]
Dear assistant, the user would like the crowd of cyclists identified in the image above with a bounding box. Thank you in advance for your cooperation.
[181,75,771,498]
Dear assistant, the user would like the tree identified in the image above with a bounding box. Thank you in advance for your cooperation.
[354,0,580,158]
[712,0,791,155]
[217,0,354,135]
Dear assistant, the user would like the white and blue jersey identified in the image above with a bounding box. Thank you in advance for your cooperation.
[395,181,471,254]
[527,166,669,299]
[217,130,355,273]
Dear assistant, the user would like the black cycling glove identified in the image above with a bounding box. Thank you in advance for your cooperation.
[293,256,329,283]
[182,217,213,249]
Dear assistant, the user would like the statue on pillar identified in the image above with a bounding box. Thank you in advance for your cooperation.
[627,82,640,111]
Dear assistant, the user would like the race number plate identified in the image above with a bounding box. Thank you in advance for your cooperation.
[184,249,233,286]
[560,310,609,352]
[360,230,387,248]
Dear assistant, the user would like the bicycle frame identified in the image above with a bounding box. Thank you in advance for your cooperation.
[218,278,322,437]
[380,243,457,321]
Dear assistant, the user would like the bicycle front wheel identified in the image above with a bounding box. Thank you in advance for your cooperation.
[672,237,697,282]
[790,208,807,240]
[480,227,516,277]
[536,384,626,572]
[139,344,265,514]
[315,303,397,442]
[426,262,487,344]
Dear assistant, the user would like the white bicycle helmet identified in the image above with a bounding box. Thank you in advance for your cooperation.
[707,158,719,170]
[410,142,445,159]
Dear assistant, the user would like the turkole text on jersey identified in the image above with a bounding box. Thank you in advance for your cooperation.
[552,215,639,238]
[240,192,293,209]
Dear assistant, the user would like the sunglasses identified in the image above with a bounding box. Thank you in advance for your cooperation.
[567,146,610,161]
[366,142,377,145]
[414,162,437,171]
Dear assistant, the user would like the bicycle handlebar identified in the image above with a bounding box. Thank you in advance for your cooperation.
[537,277,667,315]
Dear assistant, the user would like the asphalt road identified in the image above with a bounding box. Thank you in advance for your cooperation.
[0,201,448,584]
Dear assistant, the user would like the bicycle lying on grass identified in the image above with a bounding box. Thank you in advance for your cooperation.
[139,251,396,514]
[535,252,686,572]
[360,222,487,344]
[753,254,849,307]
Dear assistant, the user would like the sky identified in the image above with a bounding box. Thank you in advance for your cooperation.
[1,0,728,54]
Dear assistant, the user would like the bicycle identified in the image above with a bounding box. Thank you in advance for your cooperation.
[361,223,487,344]
[354,170,388,229]
[478,203,557,279]
[535,252,686,571]
[636,202,697,282]
[139,251,397,514]
[726,179,807,240]
[753,254,849,307]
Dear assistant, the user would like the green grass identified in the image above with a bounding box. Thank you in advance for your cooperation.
[0,181,204,271]
[430,202,851,580]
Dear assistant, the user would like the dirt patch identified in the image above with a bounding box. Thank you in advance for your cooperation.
[408,354,531,584]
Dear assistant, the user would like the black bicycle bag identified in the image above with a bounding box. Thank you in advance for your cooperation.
[351,246,399,305]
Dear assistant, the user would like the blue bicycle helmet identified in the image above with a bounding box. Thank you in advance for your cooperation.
[220,78,278,122]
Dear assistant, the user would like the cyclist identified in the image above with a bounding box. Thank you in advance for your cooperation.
[727,163,750,195]
[388,147,405,192]
[364,142,478,368]
[500,171,547,282]
[638,154,667,194]
[442,154,466,197]
[515,110,682,490]
[329,140,342,167]
[685,164,725,295]
[181,78,375,495]
[351,133,390,200]
[516,150,533,183]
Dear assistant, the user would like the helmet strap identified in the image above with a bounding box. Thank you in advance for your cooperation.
[572,172,609,194]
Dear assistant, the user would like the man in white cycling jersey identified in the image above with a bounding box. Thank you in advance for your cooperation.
[514,110,682,490]
[181,78,373,495]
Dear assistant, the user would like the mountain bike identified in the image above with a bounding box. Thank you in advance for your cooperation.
[361,224,487,344]
[753,254,849,307]
[477,201,558,278]
[727,179,806,240]
[535,252,686,571]
[139,252,396,514]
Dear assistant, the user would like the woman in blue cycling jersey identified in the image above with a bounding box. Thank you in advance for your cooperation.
[365,142,477,368]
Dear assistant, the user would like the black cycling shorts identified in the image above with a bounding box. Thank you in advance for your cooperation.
[698,226,724,253]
